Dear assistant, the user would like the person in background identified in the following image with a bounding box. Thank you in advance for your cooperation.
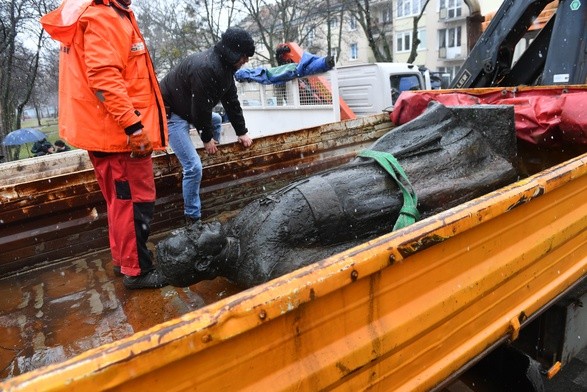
[212,103,229,142]
[41,0,168,289]
[159,27,254,227]
[54,139,71,152]
[212,111,222,143]
[32,138,54,156]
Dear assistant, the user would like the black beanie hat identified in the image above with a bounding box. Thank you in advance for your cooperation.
[216,27,255,64]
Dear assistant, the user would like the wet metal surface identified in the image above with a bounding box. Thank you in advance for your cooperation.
[0,234,241,380]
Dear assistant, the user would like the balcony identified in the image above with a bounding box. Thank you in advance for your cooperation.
[439,7,467,23]
[438,46,466,61]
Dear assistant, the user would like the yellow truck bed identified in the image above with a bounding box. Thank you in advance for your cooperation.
[1,108,586,391]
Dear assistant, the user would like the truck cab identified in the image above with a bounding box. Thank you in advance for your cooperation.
[337,62,432,116]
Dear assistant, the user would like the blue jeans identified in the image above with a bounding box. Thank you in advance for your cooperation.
[212,112,222,143]
[167,113,202,220]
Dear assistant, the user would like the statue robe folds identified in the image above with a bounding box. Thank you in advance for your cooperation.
[157,102,519,289]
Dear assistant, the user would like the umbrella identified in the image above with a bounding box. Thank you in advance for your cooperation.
[3,128,47,146]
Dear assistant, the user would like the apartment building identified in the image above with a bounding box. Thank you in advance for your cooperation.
[393,0,473,81]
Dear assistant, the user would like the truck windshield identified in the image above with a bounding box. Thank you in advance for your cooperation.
[390,74,422,102]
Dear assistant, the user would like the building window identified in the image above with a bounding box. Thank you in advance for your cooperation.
[349,43,358,60]
[397,0,424,18]
[349,15,357,30]
[438,26,461,48]
[329,17,338,29]
[396,31,411,53]
[382,7,392,23]
[330,47,339,61]
[415,28,426,49]
[396,29,426,53]
[439,30,446,49]
[440,0,463,19]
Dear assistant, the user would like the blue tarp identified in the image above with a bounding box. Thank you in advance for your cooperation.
[235,52,334,85]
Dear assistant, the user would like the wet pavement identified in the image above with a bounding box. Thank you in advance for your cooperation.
[0,232,241,380]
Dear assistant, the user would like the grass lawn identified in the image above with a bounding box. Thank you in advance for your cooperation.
[21,117,60,142]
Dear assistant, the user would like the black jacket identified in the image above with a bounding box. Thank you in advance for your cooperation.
[160,46,248,143]
[31,139,53,156]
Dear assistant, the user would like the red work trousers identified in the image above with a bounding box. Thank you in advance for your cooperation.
[88,152,156,277]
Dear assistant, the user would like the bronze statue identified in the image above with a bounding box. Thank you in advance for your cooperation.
[157,102,518,288]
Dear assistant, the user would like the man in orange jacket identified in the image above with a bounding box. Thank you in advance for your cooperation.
[41,0,168,289]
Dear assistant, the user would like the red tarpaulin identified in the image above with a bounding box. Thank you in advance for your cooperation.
[392,87,587,146]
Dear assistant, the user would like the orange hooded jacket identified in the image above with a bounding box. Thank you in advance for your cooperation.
[40,0,167,152]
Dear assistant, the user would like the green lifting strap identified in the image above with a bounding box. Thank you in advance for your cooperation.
[357,150,420,230]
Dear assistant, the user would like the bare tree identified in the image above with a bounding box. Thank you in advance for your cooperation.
[136,0,243,75]
[407,0,431,64]
[237,0,329,67]
[1,0,56,160]
[197,0,241,41]
[14,33,42,127]
[1,0,24,138]
[316,0,345,62]
[343,0,393,62]
[32,46,59,124]
[135,1,201,74]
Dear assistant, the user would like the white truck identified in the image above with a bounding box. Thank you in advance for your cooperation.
[336,62,433,116]
[234,62,432,137]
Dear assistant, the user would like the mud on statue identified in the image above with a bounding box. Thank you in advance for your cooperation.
[157,102,519,289]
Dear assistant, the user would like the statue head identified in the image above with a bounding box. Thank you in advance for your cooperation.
[156,220,227,287]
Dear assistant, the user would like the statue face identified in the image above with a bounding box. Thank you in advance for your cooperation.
[192,220,225,256]
[157,221,227,287]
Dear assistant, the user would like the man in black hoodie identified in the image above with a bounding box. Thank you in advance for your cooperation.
[160,27,254,226]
